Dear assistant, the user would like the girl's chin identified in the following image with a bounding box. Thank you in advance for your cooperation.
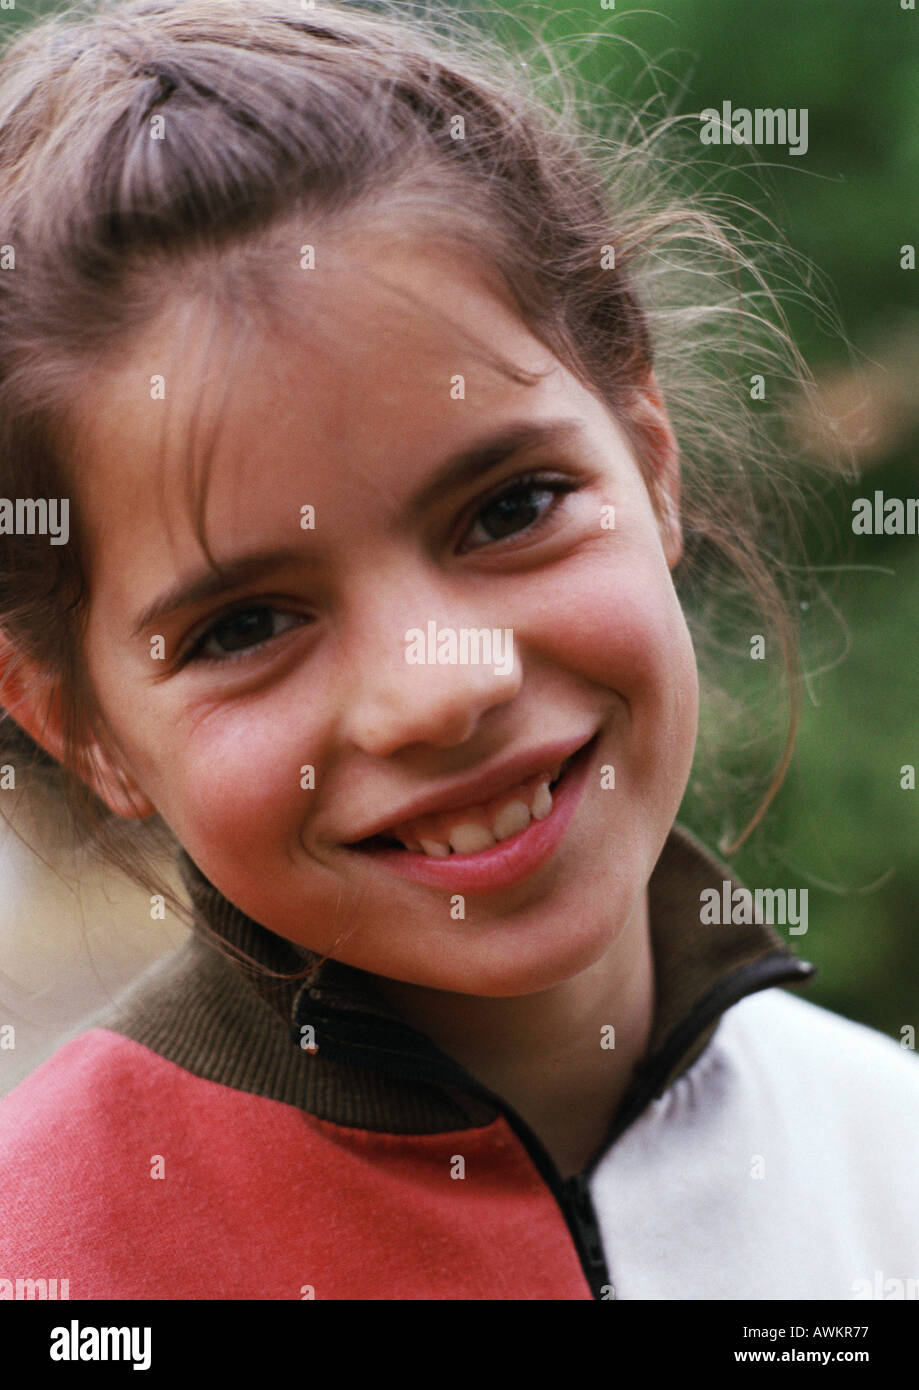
[361,918,624,999]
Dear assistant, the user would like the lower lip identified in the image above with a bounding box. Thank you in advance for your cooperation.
[349,734,598,894]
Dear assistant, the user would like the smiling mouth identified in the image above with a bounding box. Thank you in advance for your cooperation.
[351,752,580,859]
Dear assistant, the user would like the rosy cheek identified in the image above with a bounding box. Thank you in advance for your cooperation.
[165,707,306,853]
[527,565,682,696]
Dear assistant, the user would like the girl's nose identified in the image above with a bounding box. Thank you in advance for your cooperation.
[340,614,522,760]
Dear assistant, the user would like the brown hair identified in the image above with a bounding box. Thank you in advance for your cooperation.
[0,0,848,950]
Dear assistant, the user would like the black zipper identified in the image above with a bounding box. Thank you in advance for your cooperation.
[291,951,815,1301]
[482,1088,613,1300]
[290,990,613,1299]
[561,1173,614,1299]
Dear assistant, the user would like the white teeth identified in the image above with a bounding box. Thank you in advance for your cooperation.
[447,823,497,855]
[492,799,531,841]
[418,837,451,859]
[398,769,561,857]
[531,781,553,820]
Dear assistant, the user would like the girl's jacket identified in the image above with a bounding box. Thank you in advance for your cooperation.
[1,824,918,1301]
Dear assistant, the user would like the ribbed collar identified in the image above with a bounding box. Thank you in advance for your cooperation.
[171,822,815,1135]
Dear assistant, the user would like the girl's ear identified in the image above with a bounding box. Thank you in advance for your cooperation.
[0,635,156,820]
[626,368,683,569]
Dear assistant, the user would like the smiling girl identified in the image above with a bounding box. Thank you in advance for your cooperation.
[0,0,917,1303]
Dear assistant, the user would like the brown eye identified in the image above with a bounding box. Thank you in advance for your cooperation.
[186,606,305,664]
[207,608,275,653]
[463,477,573,550]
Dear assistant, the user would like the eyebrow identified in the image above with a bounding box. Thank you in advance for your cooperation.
[404,417,586,520]
[131,548,306,638]
[130,417,586,638]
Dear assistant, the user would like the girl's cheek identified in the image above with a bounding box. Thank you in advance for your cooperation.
[528,550,694,700]
[155,701,319,860]
[527,552,699,790]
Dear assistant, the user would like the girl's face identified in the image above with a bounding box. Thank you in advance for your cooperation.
[71,243,699,996]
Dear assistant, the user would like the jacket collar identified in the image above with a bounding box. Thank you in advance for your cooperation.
[174,822,815,1138]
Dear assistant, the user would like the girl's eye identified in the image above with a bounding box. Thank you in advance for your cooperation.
[183,606,305,665]
[461,474,576,551]
[177,474,576,666]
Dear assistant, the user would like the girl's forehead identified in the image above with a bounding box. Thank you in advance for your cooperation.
[145,235,547,388]
[73,243,567,509]
[64,246,617,594]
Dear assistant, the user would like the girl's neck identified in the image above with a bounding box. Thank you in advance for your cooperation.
[374,894,655,1180]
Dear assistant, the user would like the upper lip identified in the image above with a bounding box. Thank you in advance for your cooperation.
[344,731,597,844]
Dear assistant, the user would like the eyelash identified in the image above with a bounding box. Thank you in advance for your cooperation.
[179,604,306,668]
[458,470,577,553]
[180,471,578,667]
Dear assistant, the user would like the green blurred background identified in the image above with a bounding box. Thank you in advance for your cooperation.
[486,0,919,1038]
[3,0,917,1045]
